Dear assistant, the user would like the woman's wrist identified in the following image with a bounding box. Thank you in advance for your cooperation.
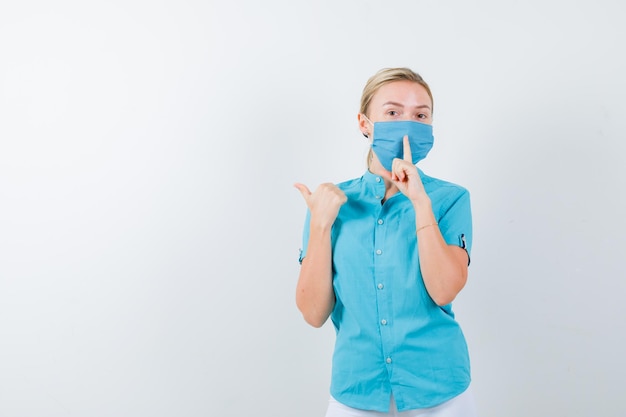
[413,196,436,229]
[416,222,438,233]
[411,193,432,211]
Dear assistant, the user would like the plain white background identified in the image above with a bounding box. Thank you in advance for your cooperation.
[1,1,625,416]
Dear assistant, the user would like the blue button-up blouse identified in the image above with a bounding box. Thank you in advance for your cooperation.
[299,169,473,412]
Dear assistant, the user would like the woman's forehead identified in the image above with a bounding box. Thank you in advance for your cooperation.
[371,81,432,108]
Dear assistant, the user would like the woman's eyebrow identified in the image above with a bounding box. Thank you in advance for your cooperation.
[382,101,431,110]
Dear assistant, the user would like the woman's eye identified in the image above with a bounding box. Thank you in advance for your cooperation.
[417,113,428,119]
[387,110,398,116]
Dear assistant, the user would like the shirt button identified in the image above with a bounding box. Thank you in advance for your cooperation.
[386,357,392,364]
[377,283,384,290]
[376,249,382,255]
[377,219,384,225]
[375,177,381,183]
[375,195,382,200]
[381,319,387,325]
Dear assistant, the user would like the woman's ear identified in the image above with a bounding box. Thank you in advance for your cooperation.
[357,113,370,138]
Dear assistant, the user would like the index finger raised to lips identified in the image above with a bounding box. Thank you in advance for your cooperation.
[403,135,412,161]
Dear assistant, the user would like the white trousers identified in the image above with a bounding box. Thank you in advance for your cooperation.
[324,387,477,417]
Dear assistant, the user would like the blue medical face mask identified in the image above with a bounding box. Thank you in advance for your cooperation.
[364,115,434,171]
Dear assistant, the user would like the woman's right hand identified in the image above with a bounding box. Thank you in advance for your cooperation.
[294,183,347,229]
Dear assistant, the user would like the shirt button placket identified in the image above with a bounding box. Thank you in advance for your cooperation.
[374,208,392,371]
[375,217,384,256]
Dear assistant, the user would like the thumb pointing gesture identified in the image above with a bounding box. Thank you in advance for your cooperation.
[294,183,312,202]
[294,182,347,229]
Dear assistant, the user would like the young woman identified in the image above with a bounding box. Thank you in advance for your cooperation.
[294,68,477,417]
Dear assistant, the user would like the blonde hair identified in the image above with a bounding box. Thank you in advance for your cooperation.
[360,67,434,117]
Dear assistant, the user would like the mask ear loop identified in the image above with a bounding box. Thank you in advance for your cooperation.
[362,114,374,139]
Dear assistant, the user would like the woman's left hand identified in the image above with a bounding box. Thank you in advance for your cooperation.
[390,135,428,205]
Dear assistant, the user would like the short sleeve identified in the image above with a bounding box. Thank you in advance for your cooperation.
[437,188,473,262]
[298,209,311,264]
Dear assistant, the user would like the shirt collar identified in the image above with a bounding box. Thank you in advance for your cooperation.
[362,169,384,185]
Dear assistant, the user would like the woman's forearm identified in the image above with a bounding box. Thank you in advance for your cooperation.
[414,200,468,306]
[295,225,336,328]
